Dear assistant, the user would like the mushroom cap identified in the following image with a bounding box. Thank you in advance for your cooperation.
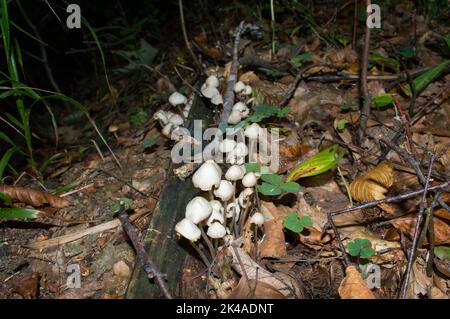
[201,85,220,99]
[192,160,222,191]
[226,143,248,165]
[233,81,246,93]
[207,222,227,238]
[205,75,220,88]
[219,139,237,153]
[185,196,212,224]
[168,113,184,126]
[238,187,254,207]
[232,102,249,117]
[234,142,248,157]
[175,218,201,241]
[242,172,258,187]
[108,124,119,133]
[207,210,225,226]
[243,85,253,95]
[244,123,262,139]
[211,93,223,105]
[250,212,265,225]
[227,109,242,124]
[226,201,241,219]
[213,180,235,201]
[209,200,224,214]
[153,110,169,125]
[225,165,245,181]
[162,123,175,138]
[169,92,188,106]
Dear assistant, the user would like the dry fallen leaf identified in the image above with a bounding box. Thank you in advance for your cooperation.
[338,266,376,299]
[0,184,71,208]
[349,162,394,201]
[391,215,450,245]
[260,201,288,258]
[227,276,286,299]
[11,273,41,299]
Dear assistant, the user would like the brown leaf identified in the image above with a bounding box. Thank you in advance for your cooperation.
[227,276,286,299]
[260,202,287,258]
[193,32,224,58]
[349,162,394,201]
[338,266,376,299]
[0,184,71,208]
[11,273,40,299]
[391,216,450,245]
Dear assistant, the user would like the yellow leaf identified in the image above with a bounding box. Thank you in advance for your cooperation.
[349,162,393,201]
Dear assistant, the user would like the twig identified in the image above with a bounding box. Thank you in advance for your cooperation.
[392,95,418,160]
[352,0,358,50]
[358,0,372,142]
[178,0,203,72]
[117,203,172,299]
[173,66,202,96]
[220,21,246,125]
[278,64,342,108]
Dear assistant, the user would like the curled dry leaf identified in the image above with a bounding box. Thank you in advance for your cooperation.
[227,276,286,299]
[338,266,376,299]
[434,143,450,171]
[349,162,394,201]
[0,184,71,208]
[259,201,289,258]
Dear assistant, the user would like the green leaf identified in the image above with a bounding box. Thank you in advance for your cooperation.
[290,52,313,67]
[372,93,393,108]
[258,183,282,196]
[53,181,80,196]
[396,47,416,58]
[370,52,400,69]
[261,173,283,186]
[244,162,261,173]
[286,145,346,181]
[276,107,290,118]
[280,181,300,193]
[360,247,375,259]
[111,197,133,213]
[347,238,374,258]
[0,147,17,179]
[335,34,351,47]
[405,60,450,96]
[340,103,355,111]
[336,119,348,130]
[434,246,450,261]
[0,208,41,219]
[284,212,304,233]
[444,35,450,50]
[143,137,157,149]
[0,192,12,204]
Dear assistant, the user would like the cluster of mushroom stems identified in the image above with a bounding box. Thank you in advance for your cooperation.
[175,159,265,265]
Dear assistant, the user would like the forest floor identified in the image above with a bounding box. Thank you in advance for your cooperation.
[0,1,449,299]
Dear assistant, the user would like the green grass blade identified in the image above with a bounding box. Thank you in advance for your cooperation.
[0,146,16,179]
[0,207,41,219]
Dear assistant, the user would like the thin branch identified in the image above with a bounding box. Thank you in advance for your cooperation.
[118,203,172,299]
[178,0,203,72]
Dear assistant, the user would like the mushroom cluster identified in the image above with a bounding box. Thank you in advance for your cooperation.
[227,81,253,124]
[175,159,266,265]
[153,91,192,139]
[201,75,223,105]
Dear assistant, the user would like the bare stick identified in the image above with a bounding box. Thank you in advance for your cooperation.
[352,0,358,50]
[118,203,172,299]
[358,0,372,142]
[178,0,203,72]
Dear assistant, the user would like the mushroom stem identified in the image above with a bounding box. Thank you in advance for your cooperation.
[253,224,259,259]
[239,193,253,234]
[200,225,216,258]
[209,189,214,201]
[191,241,211,267]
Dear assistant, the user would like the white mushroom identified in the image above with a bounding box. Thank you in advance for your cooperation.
[201,85,220,99]
[225,165,245,181]
[168,113,184,126]
[211,93,223,105]
[250,212,265,226]
[209,200,224,215]
[213,180,235,201]
[243,85,253,96]
[227,109,242,124]
[234,81,246,93]
[219,139,237,153]
[192,160,222,191]
[244,123,262,139]
[169,92,188,106]
[242,172,258,187]
[226,201,241,219]
[238,187,254,208]
[175,218,201,241]
[162,123,175,138]
[232,102,249,118]
[207,222,226,238]
[226,142,248,165]
[153,110,169,125]
[207,210,225,226]
[205,75,220,88]
[185,196,212,224]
